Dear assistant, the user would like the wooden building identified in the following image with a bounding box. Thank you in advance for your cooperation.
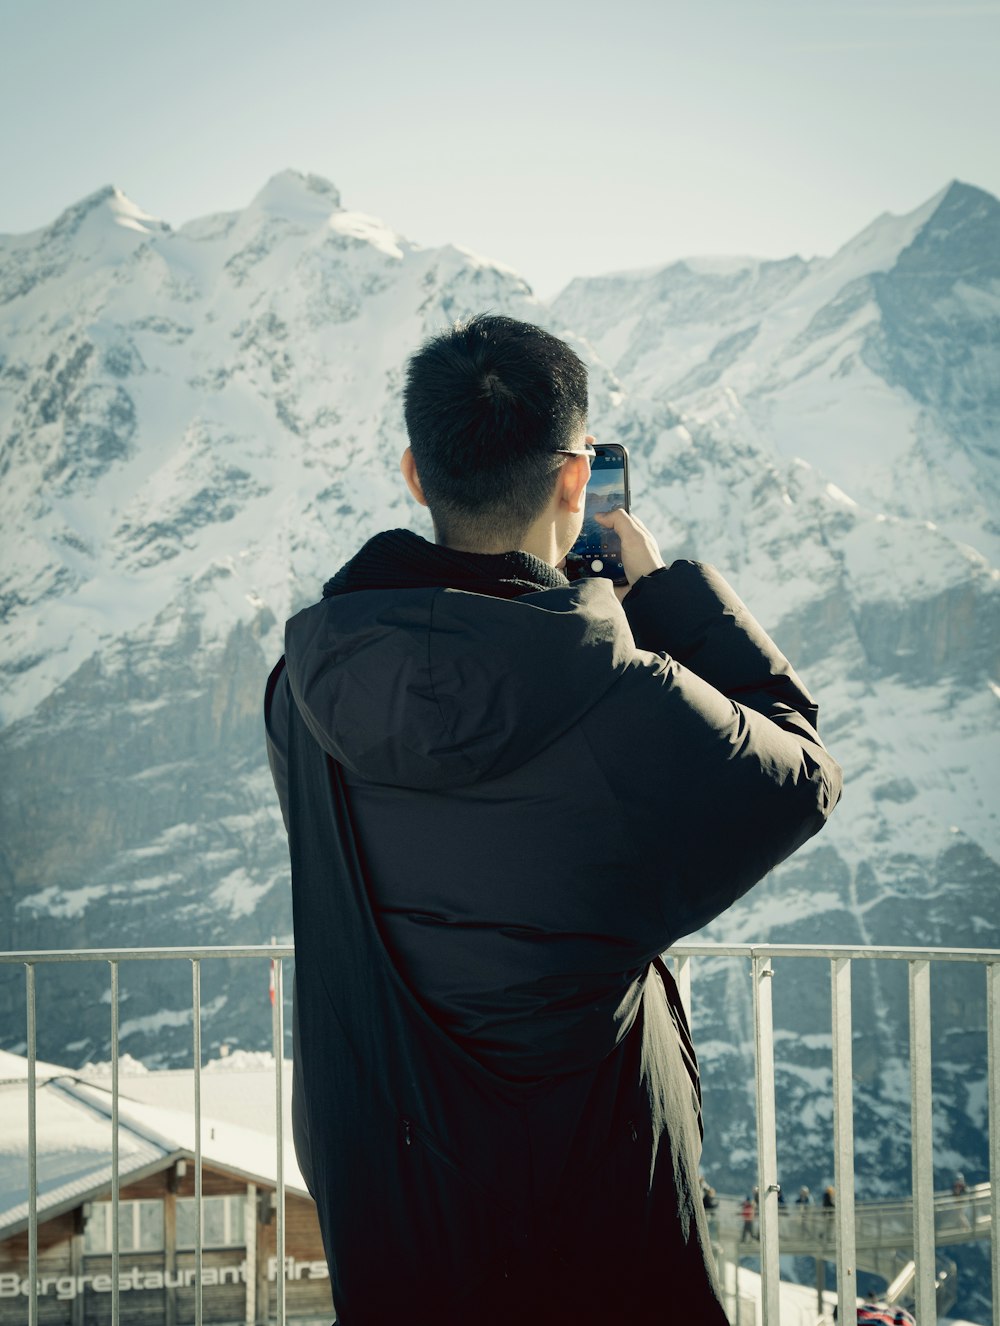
[0,1054,333,1325]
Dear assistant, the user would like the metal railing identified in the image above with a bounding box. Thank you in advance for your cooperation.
[705,1184,992,1255]
[671,943,1000,1326]
[2,941,999,1326]
[2,944,293,1326]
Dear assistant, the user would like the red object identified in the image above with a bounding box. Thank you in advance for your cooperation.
[269,960,276,1006]
[856,1307,916,1325]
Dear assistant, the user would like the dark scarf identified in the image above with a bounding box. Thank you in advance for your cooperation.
[322,528,567,601]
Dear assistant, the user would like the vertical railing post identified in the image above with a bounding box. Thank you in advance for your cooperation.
[272,954,286,1325]
[110,960,120,1326]
[909,959,936,1324]
[192,959,203,1326]
[831,956,857,1311]
[988,962,1000,1324]
[752,953,780,1324]
[26,964,38,1326]
[244,1181,257,1326]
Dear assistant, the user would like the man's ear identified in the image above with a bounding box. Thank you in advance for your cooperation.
[561,440,592,515]
[400,447,428,508]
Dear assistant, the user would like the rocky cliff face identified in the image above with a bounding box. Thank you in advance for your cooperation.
[1,171,996,1317]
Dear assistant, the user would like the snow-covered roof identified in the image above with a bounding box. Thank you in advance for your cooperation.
[0,1055,307,1239]
[0,1048,74,1082]
[103,1056,294,1144]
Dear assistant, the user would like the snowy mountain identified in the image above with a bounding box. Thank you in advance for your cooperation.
[552,182,1000,564]
[1,172,996,1318]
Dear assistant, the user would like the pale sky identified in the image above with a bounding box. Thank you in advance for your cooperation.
[2,0,998,297]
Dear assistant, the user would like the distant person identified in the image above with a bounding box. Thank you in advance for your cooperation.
[952,1170,971,1228]
[796,1184,813,1233]
[265,314,842,1324]
[740,1196,756,1242]
[823,1185,836,1242]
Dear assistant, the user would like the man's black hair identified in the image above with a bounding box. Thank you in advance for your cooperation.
[403,313,589,548]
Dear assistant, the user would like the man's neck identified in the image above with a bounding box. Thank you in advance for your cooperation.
[517,525,561,567]
[437,525,560,568]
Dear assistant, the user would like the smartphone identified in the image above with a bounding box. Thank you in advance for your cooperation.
[565,443,631,586]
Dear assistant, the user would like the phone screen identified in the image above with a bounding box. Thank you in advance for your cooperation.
[565,444,630,585]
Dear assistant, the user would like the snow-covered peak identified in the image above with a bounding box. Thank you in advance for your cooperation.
[46,184,169,243]
[328,209,405,260]
[815,183,950,286]
[926,177,999,227]
[0,184,170,304]
[796,178,996,302]
[550,180,1000,561]
[246,169,342,223]
[895,177,1000,282]
[0,184,168,268]
[100,186,170,237]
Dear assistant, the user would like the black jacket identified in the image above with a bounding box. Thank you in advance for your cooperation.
[264,532,842,1324]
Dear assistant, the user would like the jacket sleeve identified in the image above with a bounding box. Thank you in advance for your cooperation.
[624,560,824,743]
[264,656,292,833]
[607,560,842,943]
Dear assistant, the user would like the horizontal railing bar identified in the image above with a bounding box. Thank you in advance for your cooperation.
[669,943,1000,963]
[0,945,296,963]
[1,942,999,965]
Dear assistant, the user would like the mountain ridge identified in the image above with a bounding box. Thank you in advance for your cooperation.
[0,171,996,1317]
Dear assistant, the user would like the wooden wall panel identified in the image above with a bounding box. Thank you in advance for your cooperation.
[0,1211,76,1260]
[0,1178,332,1323]
[260,1192,333,1321]
[77,1253,166,1326]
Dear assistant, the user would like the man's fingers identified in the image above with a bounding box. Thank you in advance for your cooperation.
[595,507,654,537]
[594,507,648,539]
[593,507,631,530]
[592,506,666,586]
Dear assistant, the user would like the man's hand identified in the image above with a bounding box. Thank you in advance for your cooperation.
[593,509,665,601]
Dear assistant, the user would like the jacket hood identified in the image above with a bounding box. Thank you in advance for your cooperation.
[283,580,635,790]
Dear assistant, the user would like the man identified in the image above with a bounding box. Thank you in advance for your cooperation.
[264,314,842,1324]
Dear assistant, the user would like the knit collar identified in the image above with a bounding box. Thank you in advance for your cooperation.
[322,528,567,601]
